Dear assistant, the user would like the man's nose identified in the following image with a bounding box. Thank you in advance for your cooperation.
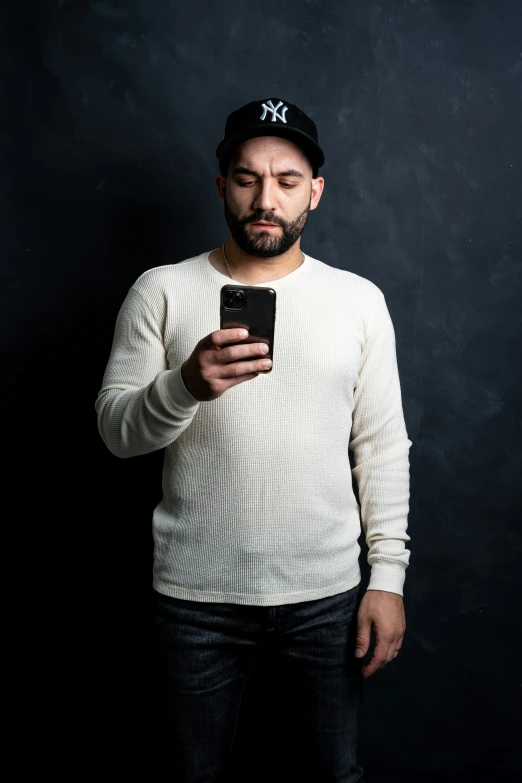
[252,183,278,213]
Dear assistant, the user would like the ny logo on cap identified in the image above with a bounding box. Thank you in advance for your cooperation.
[260,100,288,124]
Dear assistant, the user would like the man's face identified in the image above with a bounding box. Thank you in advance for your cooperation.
[220,136,320,258]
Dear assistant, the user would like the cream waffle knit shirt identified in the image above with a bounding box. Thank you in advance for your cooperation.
[95,249,412,606]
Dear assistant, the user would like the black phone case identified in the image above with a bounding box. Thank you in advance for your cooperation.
[219,284,277,374]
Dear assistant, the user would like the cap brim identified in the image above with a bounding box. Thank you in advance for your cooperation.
[216,125,324,169]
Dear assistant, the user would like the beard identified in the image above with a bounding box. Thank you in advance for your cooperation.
[223,187,312,258]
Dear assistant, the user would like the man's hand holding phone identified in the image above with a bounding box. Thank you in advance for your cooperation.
[180,328,272,402]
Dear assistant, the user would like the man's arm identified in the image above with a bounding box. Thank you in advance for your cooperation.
[349,287,412,596]
[95,285,200,458]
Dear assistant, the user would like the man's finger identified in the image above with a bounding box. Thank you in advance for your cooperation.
[355,618,371,658]
[361,643,388,678]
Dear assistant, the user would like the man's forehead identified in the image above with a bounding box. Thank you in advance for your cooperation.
[235,136,309,168]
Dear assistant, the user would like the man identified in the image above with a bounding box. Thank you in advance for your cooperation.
[95,97,412,782]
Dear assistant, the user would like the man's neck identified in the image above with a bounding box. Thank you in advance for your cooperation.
[208,246,303,285]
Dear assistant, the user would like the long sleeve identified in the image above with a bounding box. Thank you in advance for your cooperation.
[349,289,412,596]
[95,285,200,458]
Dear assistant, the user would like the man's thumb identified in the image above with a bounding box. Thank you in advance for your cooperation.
[355,623,370,657]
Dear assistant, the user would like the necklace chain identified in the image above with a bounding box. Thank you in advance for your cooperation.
[222,242,304,280]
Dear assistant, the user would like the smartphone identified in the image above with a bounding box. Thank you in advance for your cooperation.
[219,284,276,374]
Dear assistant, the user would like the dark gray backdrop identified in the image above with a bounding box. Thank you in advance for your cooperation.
[6,0,521,780]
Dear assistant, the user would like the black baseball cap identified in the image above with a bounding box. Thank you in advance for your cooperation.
[216,97,325,175]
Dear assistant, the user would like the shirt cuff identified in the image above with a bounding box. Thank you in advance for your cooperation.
[366,561,406,597]
[161,365,201,414]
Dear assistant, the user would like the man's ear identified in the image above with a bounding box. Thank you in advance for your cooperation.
[214,174,226,201]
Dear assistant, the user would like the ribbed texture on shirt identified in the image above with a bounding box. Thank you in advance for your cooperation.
[95,249,412,605]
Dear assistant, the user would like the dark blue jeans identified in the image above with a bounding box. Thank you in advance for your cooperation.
[152,583,366,782]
